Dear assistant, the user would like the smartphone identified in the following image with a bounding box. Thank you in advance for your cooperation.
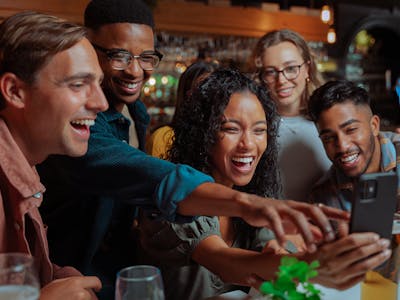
[350,172,398,239]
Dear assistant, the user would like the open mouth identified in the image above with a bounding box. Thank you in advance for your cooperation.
[113,77,141,93]
[70,119,95,134]
[231,156,255,169]
[337,152,359,168]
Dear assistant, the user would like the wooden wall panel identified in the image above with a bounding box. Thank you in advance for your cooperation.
[153,1,328,40]
[0,0,328,41]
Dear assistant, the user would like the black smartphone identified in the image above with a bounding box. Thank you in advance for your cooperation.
[349,172,398,240]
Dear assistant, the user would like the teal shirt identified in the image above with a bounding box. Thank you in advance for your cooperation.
[37,102,213,298]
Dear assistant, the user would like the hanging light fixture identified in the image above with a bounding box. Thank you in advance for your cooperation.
[327,26,336,44]
[320,4,333,25]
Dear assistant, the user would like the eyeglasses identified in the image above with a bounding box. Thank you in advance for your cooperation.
[261,61,307,83]
[92,43,163,71]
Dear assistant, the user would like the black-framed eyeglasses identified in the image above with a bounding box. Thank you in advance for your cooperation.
[92,43,163,71]
[261,61,307,83]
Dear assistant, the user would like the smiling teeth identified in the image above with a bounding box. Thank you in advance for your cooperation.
[341,153,358,163]
[116,78,139,89]
[71,119,95,126]
[232,157,253,163]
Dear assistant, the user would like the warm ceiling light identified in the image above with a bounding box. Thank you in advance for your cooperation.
[321,5,332,24]
[327,27,336,44]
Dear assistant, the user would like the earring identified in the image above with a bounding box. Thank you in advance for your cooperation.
[306,77,310,83]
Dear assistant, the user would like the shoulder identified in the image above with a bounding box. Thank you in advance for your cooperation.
[146,126,174,158]
[152,126,173,138]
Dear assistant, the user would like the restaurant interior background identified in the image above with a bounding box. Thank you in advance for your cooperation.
[0,0,399,131]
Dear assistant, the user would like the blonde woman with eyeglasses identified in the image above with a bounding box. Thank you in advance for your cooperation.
[250,29,332,201]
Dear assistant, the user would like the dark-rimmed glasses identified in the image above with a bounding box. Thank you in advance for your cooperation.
[92,43,163,71]
[261,61,307,84]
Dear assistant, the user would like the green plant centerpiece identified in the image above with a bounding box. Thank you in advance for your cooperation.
[259,256,321,300]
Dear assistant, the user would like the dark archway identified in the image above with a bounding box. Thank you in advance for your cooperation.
[328,5,400,126]
[345,24,400,126]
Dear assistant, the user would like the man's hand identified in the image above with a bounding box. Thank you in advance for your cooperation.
[40,276,101,300]
[239,195,349,251]
[307,232,391,290]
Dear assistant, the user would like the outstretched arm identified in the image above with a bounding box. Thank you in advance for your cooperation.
[179,182,349,250]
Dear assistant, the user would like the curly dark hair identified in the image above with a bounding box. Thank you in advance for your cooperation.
[169,68,281,198]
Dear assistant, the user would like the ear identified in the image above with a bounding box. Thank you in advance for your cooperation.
[370,114,380,136]
[0,72,27,109]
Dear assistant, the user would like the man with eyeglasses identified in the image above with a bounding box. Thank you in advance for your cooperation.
[37,1,348,299]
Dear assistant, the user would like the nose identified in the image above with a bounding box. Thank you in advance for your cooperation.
[124,57,144,77]
[238,130,255,150]
[276,71,287,83]
[335,132,350,152]
[87,83,108,113]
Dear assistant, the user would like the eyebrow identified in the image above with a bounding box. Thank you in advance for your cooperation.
[106,47,156,55]
[264,60,300,68]
[54,72,100,86]
[319,118,361,135]
[222,119,267,126]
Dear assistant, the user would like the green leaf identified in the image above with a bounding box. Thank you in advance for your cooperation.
[309,260,320,269]
[287,289,306,300]
[259,256,321,300]
[260,282,276,295]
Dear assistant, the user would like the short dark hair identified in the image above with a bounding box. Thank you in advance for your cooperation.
[169,68,280,198]
[0,11,86,109]
[308,80,370,122]
[84,0,154,30]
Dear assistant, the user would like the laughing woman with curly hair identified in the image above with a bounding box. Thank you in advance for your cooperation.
[139,68,281,300]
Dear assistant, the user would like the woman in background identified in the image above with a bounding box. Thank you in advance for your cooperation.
[250,29,331,201]
[146,61,218,158]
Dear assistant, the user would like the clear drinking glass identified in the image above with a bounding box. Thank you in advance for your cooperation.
[115,265,165,300]
[0,253,40,300]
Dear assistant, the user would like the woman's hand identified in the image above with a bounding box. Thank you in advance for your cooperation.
[40,276,101,300]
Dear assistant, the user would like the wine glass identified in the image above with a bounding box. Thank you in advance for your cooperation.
[115,265,165,300]
[0,253,40,300]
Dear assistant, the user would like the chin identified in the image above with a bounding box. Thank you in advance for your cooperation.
[342,168,363,178]
[119,94,140,105]
[66,146,88,158]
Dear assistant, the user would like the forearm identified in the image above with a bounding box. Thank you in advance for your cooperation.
[177,182,247,217]
[192,235,282,286]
